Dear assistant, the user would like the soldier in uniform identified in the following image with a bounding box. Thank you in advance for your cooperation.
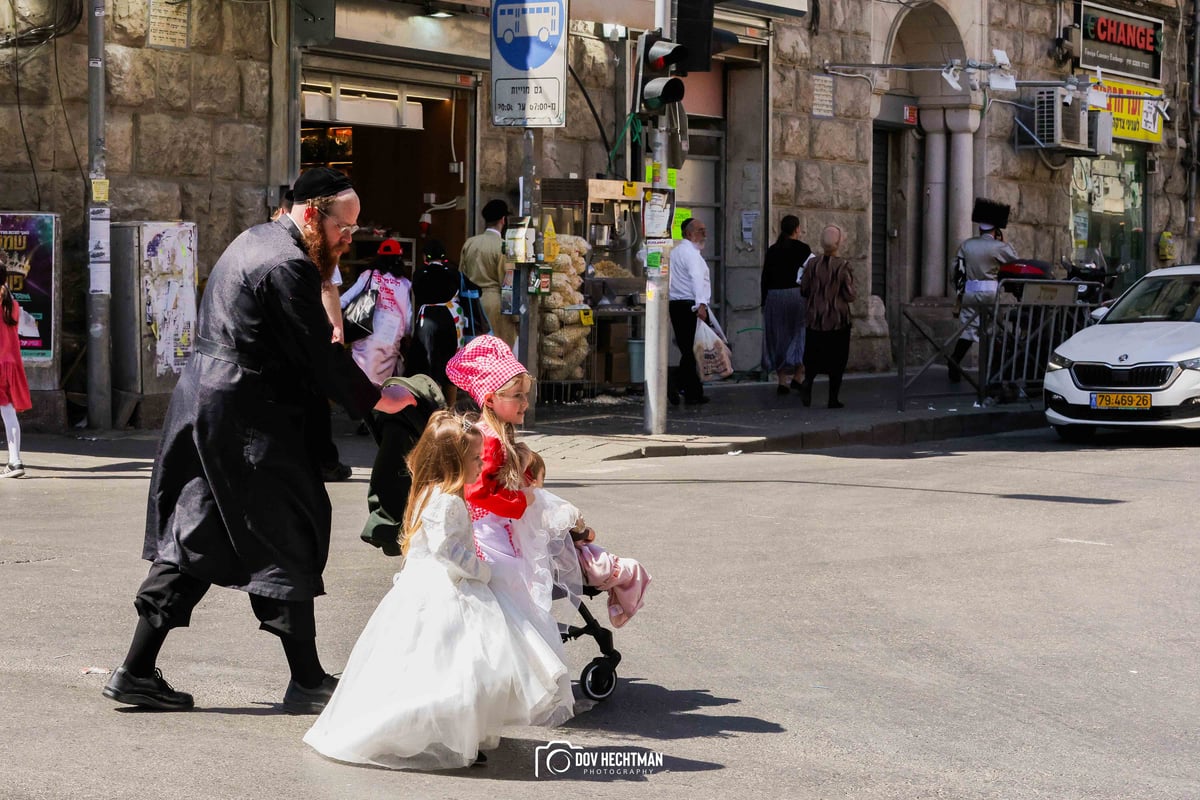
[948,198,1019,382]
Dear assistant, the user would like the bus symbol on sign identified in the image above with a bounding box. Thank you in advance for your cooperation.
[492,0,564,71]
[497,3,560,44]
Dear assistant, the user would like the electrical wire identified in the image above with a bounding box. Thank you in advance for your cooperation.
[568,62,612,168]
[606,113,643,177]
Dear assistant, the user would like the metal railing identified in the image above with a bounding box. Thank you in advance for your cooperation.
[898,280,1101,410]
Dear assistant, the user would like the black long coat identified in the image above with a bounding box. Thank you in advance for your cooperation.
[143,217,379,601]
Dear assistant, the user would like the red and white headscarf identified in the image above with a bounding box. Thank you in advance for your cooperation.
[446,335,529,407]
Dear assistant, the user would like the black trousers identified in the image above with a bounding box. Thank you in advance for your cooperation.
[133,561,317,640]
[669,299,705,402]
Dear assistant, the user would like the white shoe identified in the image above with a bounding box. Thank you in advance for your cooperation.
[0,462,25,478]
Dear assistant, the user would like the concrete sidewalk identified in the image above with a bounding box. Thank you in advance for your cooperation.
[9,368,1046,470]
[521,368,1046,463]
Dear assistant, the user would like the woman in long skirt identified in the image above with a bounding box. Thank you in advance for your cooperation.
[760,215,812,395]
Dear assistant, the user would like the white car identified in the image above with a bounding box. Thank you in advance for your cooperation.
[1044,265,1200,440]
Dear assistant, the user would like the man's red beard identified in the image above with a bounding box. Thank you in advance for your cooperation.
[300,222,347,283]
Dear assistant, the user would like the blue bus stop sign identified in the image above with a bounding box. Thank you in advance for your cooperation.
[493,0,564,71]
[491,0,568,126]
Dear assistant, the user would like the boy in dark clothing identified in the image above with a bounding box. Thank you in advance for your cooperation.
[360,374,447,556]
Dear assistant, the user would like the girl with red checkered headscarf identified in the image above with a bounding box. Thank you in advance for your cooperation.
[446,336,574,725]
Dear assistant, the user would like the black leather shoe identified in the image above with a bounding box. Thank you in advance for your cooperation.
[102,667,194,711]
[666,388,680,407]
[321,462,352,482]
[828,401,845,409]
[799,383,812,407]
[283,673,339,713]
[776,385,790,396]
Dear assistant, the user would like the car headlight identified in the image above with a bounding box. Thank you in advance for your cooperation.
[1047,352,1073,371]
[1181,357,1200,371]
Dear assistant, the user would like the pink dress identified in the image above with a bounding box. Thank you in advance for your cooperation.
[0,299,31,411]
[576,544,651,628]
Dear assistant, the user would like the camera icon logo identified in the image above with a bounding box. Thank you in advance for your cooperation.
[534,740,582,778]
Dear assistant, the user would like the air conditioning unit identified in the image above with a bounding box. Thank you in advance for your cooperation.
[1088,110,1114,156]
[1034,87,1090,151]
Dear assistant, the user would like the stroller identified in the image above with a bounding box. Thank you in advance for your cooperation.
[361,377,623,702]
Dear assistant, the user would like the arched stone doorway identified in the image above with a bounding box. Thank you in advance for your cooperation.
[884,3,976,300]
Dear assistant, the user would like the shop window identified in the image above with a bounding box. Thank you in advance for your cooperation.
[1070,142,1146,293]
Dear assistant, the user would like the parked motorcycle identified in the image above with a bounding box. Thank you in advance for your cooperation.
[1060,250,1128,304]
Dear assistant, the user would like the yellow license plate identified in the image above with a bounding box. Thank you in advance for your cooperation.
[1090,393,1151,409]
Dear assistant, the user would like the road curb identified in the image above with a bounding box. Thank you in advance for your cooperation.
[601,407,1047,461]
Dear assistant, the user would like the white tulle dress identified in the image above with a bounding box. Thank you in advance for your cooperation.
[472,488,585,728]
[303,489,569,771]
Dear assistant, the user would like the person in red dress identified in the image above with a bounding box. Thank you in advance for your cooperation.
[0,263,32,478]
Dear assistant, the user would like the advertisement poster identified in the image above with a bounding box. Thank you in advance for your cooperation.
[140,223,197,376]
[0,213,56,361]
[1094,78,1165,143]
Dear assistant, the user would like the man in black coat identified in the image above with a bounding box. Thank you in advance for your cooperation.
[103,168,405,712]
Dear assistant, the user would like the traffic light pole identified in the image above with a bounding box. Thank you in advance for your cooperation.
[640,4,675,434]
[86,0,111,430]
[643,123,669,435]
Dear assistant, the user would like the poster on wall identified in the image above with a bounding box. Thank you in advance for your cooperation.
[140,223,197,377]
[0,213,56,362]
[1093,78,1165,143]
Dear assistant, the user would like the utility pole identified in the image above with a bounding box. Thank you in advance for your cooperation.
[86,0,111,429]
[638,0,685,434]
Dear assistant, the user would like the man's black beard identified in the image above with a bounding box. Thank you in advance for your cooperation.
[301,222,339,283]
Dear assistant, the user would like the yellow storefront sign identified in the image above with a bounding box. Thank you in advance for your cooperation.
[1095,78,1164,143]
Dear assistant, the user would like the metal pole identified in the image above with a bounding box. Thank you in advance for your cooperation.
[643,124,668,434]
[86,0,111,429]
[640,0,672,435]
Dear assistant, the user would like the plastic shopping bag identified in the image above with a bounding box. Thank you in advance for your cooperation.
[693,318,733,382]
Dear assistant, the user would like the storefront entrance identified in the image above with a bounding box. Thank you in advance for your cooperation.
[1070,142,1147,293]
[299,56,476,279]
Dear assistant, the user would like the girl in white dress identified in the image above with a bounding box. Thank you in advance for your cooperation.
[303,411,569,770]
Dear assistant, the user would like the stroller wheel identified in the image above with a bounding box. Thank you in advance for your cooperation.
[580,658,617,701]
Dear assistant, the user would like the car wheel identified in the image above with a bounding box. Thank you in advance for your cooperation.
[1053,424,1095,443]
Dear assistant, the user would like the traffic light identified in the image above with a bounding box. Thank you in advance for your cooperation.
[633,30,689,115]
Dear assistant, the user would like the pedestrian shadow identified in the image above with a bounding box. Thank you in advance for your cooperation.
[562,678,786,741]
[449,736,723,782]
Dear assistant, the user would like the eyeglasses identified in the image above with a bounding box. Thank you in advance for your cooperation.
[316,207,360,237]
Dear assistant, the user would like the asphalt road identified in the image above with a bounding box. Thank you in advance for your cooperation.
[2,428,1198,799]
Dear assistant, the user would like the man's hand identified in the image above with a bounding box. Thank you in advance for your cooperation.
[330,325,344,344]
[697,303,709,323]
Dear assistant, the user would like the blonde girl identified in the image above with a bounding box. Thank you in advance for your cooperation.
[304,411,569,770]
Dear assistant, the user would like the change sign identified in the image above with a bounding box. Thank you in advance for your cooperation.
[491,0,568,127]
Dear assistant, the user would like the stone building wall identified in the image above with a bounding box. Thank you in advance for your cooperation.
[0,0,272,386]
[770,4,893,371]
[982,0,1189,269]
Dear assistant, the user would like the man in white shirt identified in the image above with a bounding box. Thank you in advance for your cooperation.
[668,218,712,406]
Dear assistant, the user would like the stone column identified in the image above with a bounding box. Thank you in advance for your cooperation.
[946,106,981,296]
[919,108,947,297]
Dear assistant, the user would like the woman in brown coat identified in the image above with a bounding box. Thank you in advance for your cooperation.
[798,225,857,408]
